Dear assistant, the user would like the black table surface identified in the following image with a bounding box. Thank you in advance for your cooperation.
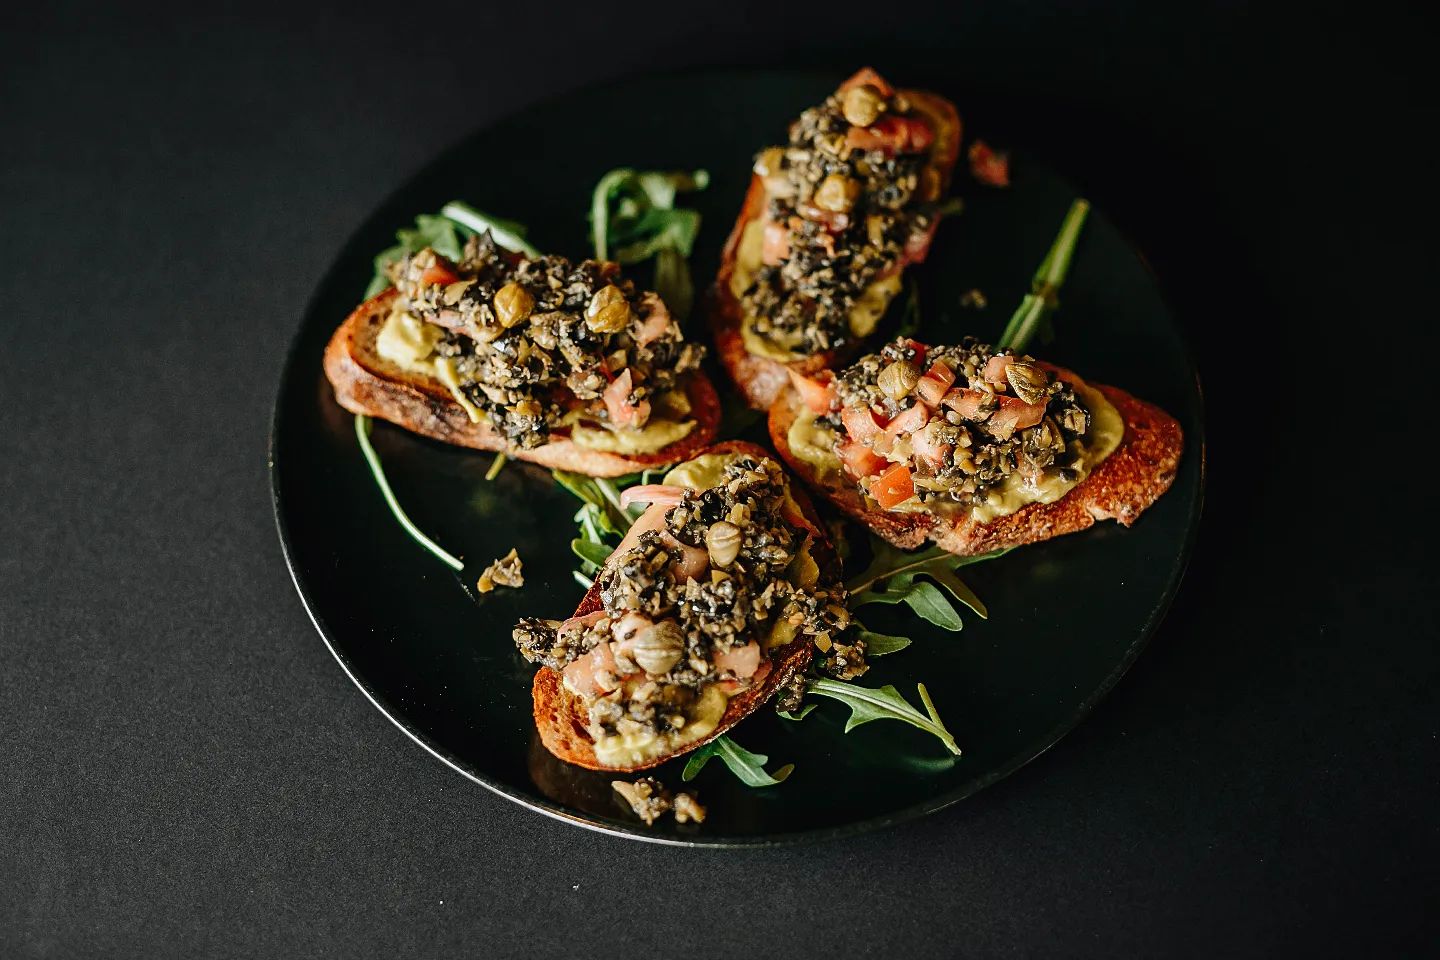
[3,2,1434,956]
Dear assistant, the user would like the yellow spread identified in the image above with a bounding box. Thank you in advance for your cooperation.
[731,218,903,362]
[377,307,696,449]
[590,684,728,768]
[785,381,1125,522]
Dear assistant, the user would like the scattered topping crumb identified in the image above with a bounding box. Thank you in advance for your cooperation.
[958,288,988,310]
[672,791,707,824]
[611,777,705,826]
[477,548,524,593]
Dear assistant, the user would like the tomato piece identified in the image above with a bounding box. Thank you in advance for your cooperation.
[838,67,895,98]
[603,368,650,428]
[846,115,936,156]
[910,424,952,473]
[942,387,988,421]
[985,395,1046,439]
[787,369,836,414]
[968,140,1011,188]
[838,441,887,479]
[420,262,460,287]
[914,360,955,406]
[841,404,885,443]
[882,402,931,443]
[982,355,1014,385]
[871,463,916,509]
[762,220,790,265]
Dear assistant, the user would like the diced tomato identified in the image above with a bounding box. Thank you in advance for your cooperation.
[846,115,935,157]
[611,501,670,562]
[420,262,460,287]
[982,355,1014,385]
[633,292,671,345]
[910,423,952,472]
[914,360,955,406]
[562,641,620,697]
[985,395,1046,439]
[841,404,885,443]
[603,369,650,428]
[557,609,606,641]
[882,402,931,444]
[895,338,928,367]
[871,463,916,509]
[902,220,939,265]
[618,484,688,509]
[968,140,1011,188]
[838,67,895,98]
[787,368,836,414]
[762,220,790,265]
[714,641,762,679]
[942,388,988,420]
[838,440,887,479]
[660,532,709,582]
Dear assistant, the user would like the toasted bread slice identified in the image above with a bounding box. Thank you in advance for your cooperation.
[707,69,963,410]
[532,441,835,772]
[768,367,1183,555]
[324,289,720,477]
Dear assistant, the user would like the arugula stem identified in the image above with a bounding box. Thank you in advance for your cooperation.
[573,570,594,590]
[590,168,634,259]
[484,453,507,481]
[808,678,960,755]
[996,198,1090,353]
[845,546,1010,597]
[440,201,541,258]
[354,415,464,572]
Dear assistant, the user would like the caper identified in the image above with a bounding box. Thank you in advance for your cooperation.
[586,283,626,320]
[493,282,533,328]
[706,520,742,568]
[842,83,885,127]
[753,146,784,177]
[442,279,475,305]
[632,621,684,676]
[1005,362,1051,405]
[588,300,631,334]
[813,173,860,213]
[877,360,920,400]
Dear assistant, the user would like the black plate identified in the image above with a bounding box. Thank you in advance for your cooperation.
[270,68,1204,846]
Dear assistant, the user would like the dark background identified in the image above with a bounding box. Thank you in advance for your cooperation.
[2,1,1434,957]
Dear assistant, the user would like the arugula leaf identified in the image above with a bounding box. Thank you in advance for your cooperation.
[804,678,960,755]
[570,538,612,569]
[854,626,911,657]
[846,536,1007,629]
[590,168,708,320]
[364,202,539,298]
[353,415,464,572]
[682,735,793,787]
[777,704,819,721]
[995,198,1089,352]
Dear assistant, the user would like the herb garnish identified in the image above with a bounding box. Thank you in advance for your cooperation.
[846,534,1008,631]
[682,735,793,787]
[800,678,960,755]
[353,415,464,572]
[364,202,539,298]
[995,198,1090,352]
[591,168,708,320]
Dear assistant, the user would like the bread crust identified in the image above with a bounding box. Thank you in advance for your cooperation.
[768,366,1183,555]
[323,289,720,477]
[531,441,835,772]
[705,72,963,410]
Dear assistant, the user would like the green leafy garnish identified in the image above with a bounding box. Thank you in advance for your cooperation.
[803,678,960,755]
[853,626,911,657]
[682,735,793,787]
[353,415,464,572]
[590,168,709,320]
[845,535,1008,630]
[995,198,1090,352]
[570,538,613,569]
[364,202,539,298]
[484,453,507,481]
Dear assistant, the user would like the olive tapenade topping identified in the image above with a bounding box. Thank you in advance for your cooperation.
[825,337,1093,509]
[391,232,704,448]
[740,85,939,357]
[512,456,866,743]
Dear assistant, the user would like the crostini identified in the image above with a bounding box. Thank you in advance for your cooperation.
[325,232,719,477]
[513,442,859,772]
[707,67,962,410]
[770,338,1183,556]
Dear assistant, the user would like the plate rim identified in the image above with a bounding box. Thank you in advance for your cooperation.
[268,65,1208,847]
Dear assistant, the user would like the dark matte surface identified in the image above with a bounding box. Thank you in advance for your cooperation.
[2,0,1434,955]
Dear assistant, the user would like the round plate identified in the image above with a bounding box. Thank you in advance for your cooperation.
[270,68,1204,846]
